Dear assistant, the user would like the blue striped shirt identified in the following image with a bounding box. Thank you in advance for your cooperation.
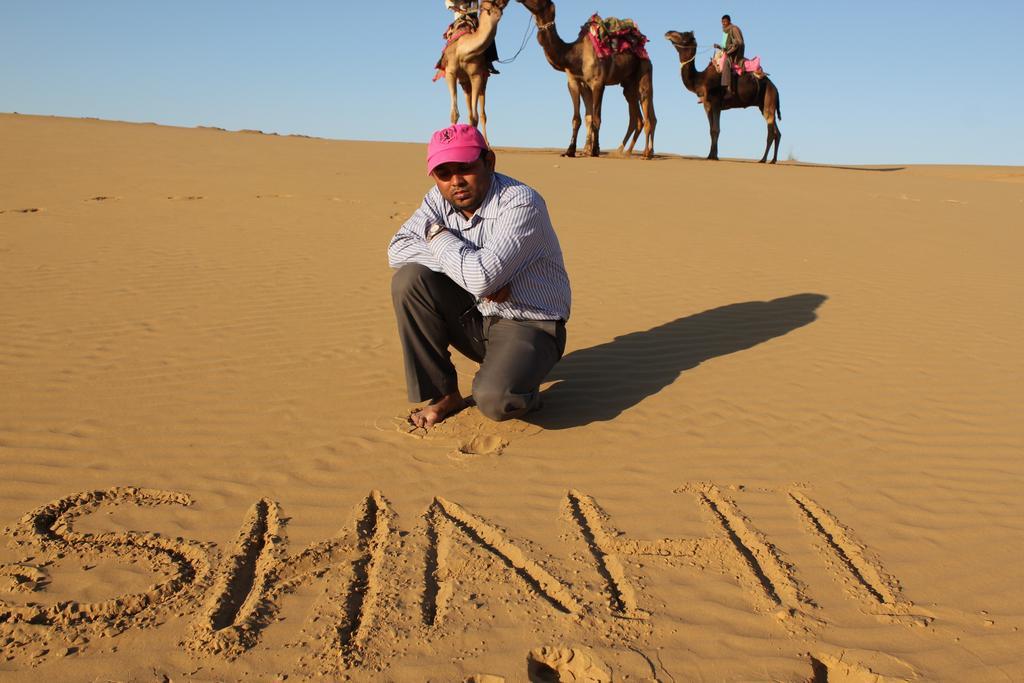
[388,172,571,322]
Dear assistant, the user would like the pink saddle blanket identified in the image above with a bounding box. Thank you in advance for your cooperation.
[713,52,762,75]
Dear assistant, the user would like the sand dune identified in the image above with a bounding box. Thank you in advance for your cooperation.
[0,113,1022,681]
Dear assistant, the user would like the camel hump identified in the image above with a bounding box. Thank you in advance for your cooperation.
[434,15,479,79]
[586,13,650,61]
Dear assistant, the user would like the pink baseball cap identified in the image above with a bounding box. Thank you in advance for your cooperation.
[426,124,488,176]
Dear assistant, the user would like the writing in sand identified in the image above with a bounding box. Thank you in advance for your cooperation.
[0,484,928,673]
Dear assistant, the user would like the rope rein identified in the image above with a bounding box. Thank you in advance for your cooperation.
[496,15,536,64]
[673,42,716,70]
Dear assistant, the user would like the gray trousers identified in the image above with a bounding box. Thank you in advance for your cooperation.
[391,264,566,422]
[721,45,745,88]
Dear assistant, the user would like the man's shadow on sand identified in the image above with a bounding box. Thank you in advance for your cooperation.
[526,293,828,430]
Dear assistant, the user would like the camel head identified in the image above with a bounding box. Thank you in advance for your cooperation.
[664,30,697,60]
[516,0,553,18]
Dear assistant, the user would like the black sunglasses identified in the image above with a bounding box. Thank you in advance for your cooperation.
[431,151,489,181]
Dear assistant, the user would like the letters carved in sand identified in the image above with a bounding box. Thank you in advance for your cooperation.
[0,484,927,675]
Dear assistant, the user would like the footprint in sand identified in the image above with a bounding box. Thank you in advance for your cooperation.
[167,195,204,201]
[454,434,508,458]
[0,563,49,592]
[84,196,119,202]
[0,207,42,214]
[527,646,611,683]
[809,652,913,683]
[378,405,539,460]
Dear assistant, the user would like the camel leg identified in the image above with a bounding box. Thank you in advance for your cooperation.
[772,119,781,164]
[465,78,478,129]
[478,84,489,147]
[772,88,782,164]
[632,96,647,156]
[639,70,656,160]
[564,76,583,158]
[758,94,781,164]
[769,100,781,164]
[587,82,606,157]
[580,84,595,156]
[628,103,643,155]
[759,111,775,164]
[618,84,641,156]
[466,75,486,142]
[758,101,770,163]
[706,106,721,160]
[447,72,460,125]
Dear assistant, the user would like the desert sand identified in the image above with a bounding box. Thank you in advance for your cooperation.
[0,113,1022,681]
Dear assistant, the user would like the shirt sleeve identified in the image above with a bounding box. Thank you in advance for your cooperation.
[387,194,445,270]
[426,200,546,298]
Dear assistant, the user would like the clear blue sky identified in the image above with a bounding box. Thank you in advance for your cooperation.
[2,1,1021,165]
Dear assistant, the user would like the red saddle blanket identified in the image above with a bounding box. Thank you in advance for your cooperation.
[433,18,477,81]
[585,13,649,60]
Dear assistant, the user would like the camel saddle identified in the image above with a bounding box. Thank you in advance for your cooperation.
[444,14,479,41]
[433,16,480,81]
[585,13,649,60]
[713,51,766,78]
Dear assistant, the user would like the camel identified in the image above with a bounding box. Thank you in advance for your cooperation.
[440,0,511,146]
[664,30,782,164]
[517,0,656,159]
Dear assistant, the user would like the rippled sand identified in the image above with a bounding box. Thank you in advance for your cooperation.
[1,113,1021,681]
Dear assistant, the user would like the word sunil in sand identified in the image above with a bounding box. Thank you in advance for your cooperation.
[0,484,930,672]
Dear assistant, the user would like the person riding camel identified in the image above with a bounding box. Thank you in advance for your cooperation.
[714,14,744,97]
[442,0,500,75]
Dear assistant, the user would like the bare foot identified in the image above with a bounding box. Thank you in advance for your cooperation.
[409,392,467,429]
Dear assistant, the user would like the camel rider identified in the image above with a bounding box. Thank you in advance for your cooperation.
[445,0,500,74]
[714,14,744,96]
[446,0,474,21]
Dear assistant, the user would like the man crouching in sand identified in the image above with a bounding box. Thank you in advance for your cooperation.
[388,124,571,428]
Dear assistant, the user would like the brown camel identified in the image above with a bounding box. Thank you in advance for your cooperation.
[664,30,782,164]
[517,0,656,159]
[441,0,510,145]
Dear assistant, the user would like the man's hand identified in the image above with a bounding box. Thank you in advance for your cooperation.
[484,284,511,303]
